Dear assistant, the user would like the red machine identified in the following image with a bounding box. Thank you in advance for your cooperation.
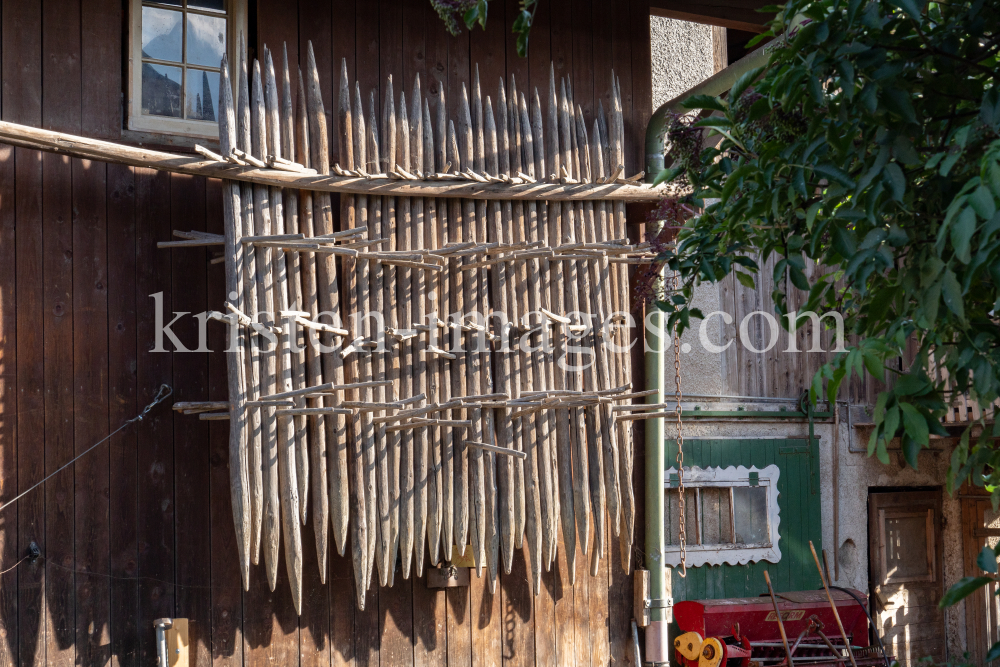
[673,589,889,667]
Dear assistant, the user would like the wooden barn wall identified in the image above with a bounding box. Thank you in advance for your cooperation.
[715,258,891,404]
[0,0,653,666]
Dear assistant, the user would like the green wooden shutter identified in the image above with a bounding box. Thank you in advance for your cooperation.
[663,438,823,601]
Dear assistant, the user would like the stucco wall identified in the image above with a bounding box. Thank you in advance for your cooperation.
[651,16,714,109]
[649,17,966,660]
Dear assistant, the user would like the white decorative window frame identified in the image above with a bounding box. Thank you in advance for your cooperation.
[662,464,781,567]
[127,0,248,140]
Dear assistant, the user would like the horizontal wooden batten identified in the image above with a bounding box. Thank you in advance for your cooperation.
[0,120,680,202]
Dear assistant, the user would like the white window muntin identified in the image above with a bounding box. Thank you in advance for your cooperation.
[663,464,782,567]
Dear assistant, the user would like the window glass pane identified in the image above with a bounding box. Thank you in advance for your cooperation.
[189,0,226,11]
[699,487,733,545]
[733,486,768,545]
[141,63,182,117]
[186,69,219,121]
[141,6,182,62]
[884,514,928,580]
[186,12,227,68]
[664,489,697,546]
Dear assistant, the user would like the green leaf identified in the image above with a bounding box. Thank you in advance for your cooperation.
[863,351,884,378]
[986,641,1000,663]
[977,545,998,574]
[900,402,929,446]
[653,166,682,186]
[970,185,997,220]
[681,94,727,112]
[874,392,888,423]
[887,0,923,22]
[882,87,918,124]
[729,66,765,104]
[951,207,977,264]
[806,201,822,231]
[940,577,994,608]
[832,226,857,258]
[736,270,756,289]
[883,405,900,441]
[884,163,906,201]
[901,434,921,469]
[815,163,856,188]
[941,268,965,320]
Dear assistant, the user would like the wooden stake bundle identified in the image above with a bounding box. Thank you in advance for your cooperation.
[304,41,352,588]
[368,91,392,587]
[200,53,642,610]
[218,54,252,592]
[296,64,330,582]
[251,56,283,594]
[509,75,543,595]
[545,67,579,583]
[281,46,310,530]
[236,37,265,576]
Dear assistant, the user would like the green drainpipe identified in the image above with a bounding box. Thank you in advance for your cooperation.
[644,305,670,663]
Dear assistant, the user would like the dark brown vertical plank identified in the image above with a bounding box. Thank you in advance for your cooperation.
[446,585,471,667]
[571,519,592,667]
[445,16,470,122]
[42,152,76,667]
[81,0,121,139]
[355,0,380,111]
[412,576,447,666]
[329,550,356,667]
[2,0,42,126]
[500,549,532,667]
[0,142,17,667]
[73,158,111,667]
[299,0,334,165]
[609,1,633,172]
[471,573,501,667]
[259,0,300,101]
[134,166,174,666]
[502,0,530,94]
[570,0,595,119]
[15,146,45,667]
[107,162,139,667]
[468,2,506,95]
[629,0,652,176]
[589,514,610,667]
[42,0,82,662]
[170,173,212,667]
[205,177,244,667]
[591,0,614,133]
[4,8,44,661]
[423,1,449,115]
[380,561,414,667]
[402,0,426,89]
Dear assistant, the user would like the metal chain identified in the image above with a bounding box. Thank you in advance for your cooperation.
[671,272,687,577]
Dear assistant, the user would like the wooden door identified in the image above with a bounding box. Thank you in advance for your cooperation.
[868,490,945,665]
[960,484,1000,664]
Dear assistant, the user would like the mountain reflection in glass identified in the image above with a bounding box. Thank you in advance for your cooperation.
[141,6,182,62]
[142,63,182,117]
[186,69,219,121]
[186,12,227,68]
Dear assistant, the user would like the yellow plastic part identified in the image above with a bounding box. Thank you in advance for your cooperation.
[674,631,704,662]
[699,637,724,667]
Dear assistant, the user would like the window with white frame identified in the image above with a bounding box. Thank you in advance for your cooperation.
[664,465,781,567]
[129,0,246,139]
